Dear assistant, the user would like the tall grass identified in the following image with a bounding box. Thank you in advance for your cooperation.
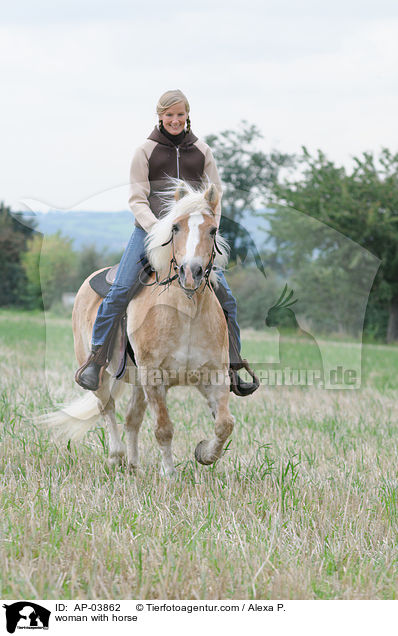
[0,309,397,599]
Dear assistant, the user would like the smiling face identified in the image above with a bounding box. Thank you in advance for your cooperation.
[159,101,188,135]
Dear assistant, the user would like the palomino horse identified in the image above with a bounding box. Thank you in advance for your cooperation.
[43,182,235,476]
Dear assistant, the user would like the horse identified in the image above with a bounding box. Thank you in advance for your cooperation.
[42,181,235,476]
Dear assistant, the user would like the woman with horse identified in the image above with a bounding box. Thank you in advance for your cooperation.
[42,90,260,474]
[64,180,244,474]
[75,89,258,398]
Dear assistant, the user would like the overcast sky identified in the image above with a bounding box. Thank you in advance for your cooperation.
[1,0,397,212]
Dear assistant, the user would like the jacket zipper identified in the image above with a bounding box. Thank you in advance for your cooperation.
[176,146,180,179]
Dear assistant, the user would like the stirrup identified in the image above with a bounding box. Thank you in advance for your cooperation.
[229,359,259,397]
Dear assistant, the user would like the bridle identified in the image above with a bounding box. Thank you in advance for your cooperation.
[139,225,223,298]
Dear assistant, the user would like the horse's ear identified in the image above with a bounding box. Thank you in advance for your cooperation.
[174,183,190,201]
[204,184,219,213]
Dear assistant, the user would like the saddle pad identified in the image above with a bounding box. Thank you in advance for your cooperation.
[89,265,119,298]
[89,260,154,299]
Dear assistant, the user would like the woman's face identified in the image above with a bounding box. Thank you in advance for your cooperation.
[160,101,187,135]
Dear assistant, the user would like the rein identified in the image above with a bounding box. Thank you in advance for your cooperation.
[141,230,223,297]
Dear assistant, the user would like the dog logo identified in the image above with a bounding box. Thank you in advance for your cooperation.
[3,602,51,633]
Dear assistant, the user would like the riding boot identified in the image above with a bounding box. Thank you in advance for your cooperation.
[75,309,123,392]
[75,344,107,391]
[227,319,260,397]
[214,280,259,396]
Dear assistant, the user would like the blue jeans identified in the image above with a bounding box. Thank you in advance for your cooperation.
[92,226,241,355]
[215,269,241,358]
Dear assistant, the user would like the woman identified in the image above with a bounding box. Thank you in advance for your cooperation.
[76,89,258,396]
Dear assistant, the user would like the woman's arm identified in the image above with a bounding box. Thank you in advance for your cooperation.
[200,143,223,227]
[128,145,158,232]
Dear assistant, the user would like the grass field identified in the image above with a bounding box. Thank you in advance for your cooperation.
[0,308,397,599]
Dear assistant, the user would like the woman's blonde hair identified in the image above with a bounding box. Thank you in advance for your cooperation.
[156,89,190,117]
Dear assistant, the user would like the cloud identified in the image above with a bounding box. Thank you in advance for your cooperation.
[1,0,397,23]
[1,3,397,211]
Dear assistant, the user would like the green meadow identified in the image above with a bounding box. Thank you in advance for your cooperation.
[0,309,397,599]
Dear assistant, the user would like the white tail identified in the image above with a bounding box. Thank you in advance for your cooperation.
[39,393,101,441]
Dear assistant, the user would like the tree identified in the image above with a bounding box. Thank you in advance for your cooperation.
[0,203,36,306]
[22,232,77,309]
[76,244,105,286]
[205,121,292,262]
[265,147,398,341]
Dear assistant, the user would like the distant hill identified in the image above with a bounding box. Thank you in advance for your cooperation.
[21,209,269,253]
[23,210,135,252]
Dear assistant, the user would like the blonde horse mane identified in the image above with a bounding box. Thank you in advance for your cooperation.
[145,181,229,287]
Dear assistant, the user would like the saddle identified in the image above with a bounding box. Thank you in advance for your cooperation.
[89,264,119,298]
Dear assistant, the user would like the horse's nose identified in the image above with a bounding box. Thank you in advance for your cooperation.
[180,260,204,289]
[191,263,203,280]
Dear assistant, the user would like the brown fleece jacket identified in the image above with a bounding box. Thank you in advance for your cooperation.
[128,127,222,232]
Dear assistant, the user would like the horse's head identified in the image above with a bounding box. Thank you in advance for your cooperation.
[146,181,229,296]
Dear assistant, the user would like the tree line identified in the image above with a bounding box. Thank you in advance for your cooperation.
[1,121,398,341]
[0,207,120,310]
[207,123,398,342]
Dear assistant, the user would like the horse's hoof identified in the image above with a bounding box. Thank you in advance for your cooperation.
[194,440,214,466]
[160,464,177,479]
[127,463,141,474]
[108,455,123,467]
[108,444,125,465]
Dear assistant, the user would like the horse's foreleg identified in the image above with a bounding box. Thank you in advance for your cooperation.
[124,386,147,469]
[144,385,175,476]
[195,385,235,466]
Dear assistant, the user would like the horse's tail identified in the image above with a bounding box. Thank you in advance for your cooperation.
[39,393,102,441]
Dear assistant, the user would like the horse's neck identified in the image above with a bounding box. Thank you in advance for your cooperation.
[168,279,212,315]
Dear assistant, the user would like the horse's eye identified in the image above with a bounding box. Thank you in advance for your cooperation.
[172,224,180,233]
[209,227,217,237]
